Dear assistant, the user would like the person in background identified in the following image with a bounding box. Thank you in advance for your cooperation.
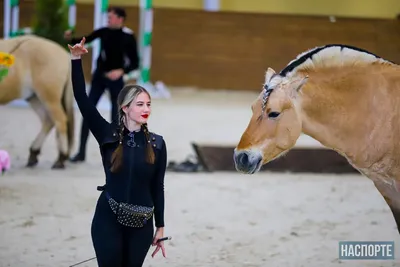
[64,6,139,163]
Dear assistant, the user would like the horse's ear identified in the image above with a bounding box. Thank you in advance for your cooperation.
[264,67,276,85]
[294,75,309,92]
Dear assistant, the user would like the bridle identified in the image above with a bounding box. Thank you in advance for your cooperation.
[3,37,31,56]
[261,84,274,114]
[258,82,275,121]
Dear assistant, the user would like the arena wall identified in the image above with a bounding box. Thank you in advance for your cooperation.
[74,0,400,19]
[1,1,399,91]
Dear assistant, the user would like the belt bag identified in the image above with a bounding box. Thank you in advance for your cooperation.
[105,192,154,228]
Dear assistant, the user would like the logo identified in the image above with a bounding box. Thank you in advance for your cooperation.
[339,241,395,260]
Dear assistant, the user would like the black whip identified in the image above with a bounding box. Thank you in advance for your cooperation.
[68,236,172,266]
[69,256,96,267]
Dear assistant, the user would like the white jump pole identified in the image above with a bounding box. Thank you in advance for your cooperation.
[203,0,220,11]
[91,0,108,73]
[11,0,19,37]
[67,0,76,32]
[92,0,101,73]
[3,0,11,39]
[3,0,20,38]
[137,0,170,98]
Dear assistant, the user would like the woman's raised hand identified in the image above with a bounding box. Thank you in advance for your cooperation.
[68,37,88,58]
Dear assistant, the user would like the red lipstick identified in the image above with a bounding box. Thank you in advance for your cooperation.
[141,114,149,119]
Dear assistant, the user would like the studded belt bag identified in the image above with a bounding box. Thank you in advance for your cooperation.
[105,191,154,228]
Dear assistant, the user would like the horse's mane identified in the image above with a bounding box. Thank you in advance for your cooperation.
[279,44,396,77]
[261,45,397,112]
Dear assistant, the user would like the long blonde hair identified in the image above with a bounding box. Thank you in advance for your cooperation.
[110,85,155,172]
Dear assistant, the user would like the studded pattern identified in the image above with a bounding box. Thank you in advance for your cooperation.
[108,197,154,228]
[149,133,163,150]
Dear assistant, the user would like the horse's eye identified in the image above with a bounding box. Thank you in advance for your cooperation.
[268,111,280,118]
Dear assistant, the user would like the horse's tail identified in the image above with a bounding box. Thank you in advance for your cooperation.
[61,63,75,156]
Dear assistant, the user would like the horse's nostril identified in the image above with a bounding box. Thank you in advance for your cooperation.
[238,152,249,166]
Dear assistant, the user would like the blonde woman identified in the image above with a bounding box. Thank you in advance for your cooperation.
[68,38,167,267]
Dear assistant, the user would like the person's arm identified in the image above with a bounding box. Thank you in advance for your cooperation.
[123,33,139,74]
[152,139,167,228]
[69,28,106,45]
[70,56,111,144]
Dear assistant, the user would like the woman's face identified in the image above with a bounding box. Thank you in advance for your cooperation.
[122,92,151,124]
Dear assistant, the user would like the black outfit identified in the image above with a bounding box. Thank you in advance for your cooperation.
[71,58,166,267]
[70,27,140,162]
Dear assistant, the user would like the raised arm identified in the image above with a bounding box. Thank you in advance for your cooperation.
[69,39,110,144]
[152,138,167,228]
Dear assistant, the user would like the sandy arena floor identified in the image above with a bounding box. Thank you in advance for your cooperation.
[0,87,399,267]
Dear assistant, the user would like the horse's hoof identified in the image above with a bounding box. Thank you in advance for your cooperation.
[51,161,65,169]
[26,159,38,168]
[27,148,40,168]
[52,153,68,169]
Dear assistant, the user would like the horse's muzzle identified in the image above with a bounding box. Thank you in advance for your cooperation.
[233,149,262,174]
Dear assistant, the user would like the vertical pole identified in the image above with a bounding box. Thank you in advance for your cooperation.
[4,0,11,39]
[10,0,19,37]
[91,0,108,73]
[67,0,76,32]
[101,0,108,26]
[137,0,171,98]
[92,0,101,73]
[4,0,34,39]
[203,0,220,12]
[138,0,152,86]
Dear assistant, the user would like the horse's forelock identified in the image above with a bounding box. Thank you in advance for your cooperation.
[261,75,282,114]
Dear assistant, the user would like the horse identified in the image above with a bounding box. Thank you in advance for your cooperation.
[0,34,75,169]
[233,44,400,234]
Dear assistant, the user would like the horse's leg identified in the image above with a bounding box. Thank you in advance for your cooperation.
[26,94,54,167]
[374,180,400,235]
[33,86,69,169]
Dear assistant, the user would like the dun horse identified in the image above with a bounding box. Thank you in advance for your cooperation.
[0,35,74,169]
[234,44,400,234]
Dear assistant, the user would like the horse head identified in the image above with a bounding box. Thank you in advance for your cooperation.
[233,67,308,174]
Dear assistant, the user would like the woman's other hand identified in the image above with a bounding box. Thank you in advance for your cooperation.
[151,227,166,258]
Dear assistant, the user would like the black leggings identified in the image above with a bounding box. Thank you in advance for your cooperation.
[91,192,154,267]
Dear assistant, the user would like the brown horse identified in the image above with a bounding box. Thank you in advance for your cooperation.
[234,44,400,234]
[0,35,74,169]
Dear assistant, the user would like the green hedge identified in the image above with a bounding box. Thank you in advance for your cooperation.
[32,0,70,49]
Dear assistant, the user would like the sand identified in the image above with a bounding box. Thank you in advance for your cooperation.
[0,87,399,267]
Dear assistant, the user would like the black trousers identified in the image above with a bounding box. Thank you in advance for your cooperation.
[91,192,154,267]
[77,70,124,156]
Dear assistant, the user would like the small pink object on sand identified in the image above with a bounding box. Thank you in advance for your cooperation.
[0,149,11,173]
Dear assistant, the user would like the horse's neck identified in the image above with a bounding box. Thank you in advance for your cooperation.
[297,64,400,169]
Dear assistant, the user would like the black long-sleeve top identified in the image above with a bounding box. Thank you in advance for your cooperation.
[70,27,139,74]
[70,58,166,228]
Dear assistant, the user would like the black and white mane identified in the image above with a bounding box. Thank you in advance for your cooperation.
[260,44,396,113]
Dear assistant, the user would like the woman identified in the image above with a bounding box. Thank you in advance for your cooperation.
[68,38,167,267]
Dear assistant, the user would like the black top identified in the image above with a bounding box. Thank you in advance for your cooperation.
[70,27,139,74]
[70,58,166,228]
